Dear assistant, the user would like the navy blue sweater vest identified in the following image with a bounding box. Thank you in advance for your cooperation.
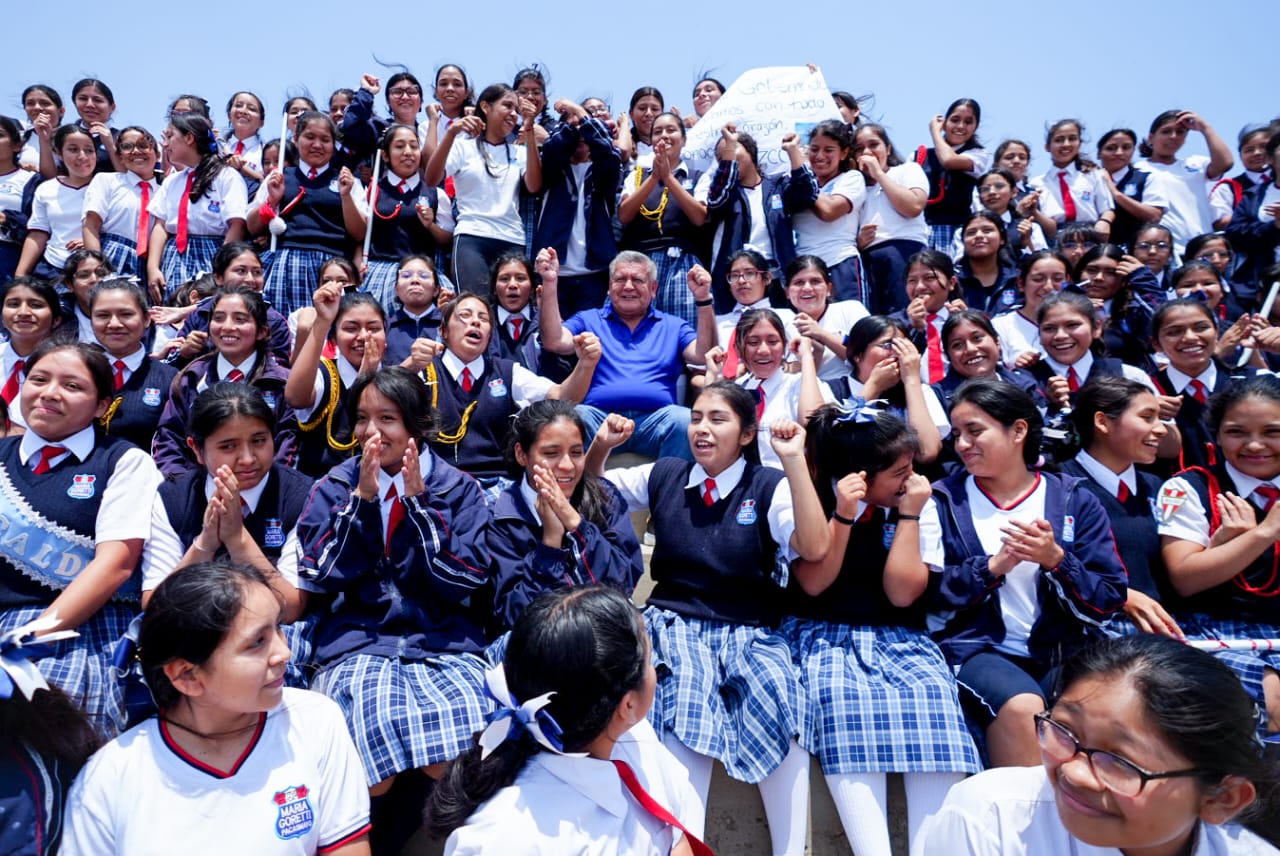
[367,178,441,262]
[296,359,358,479]
[426,356,518,480]
[280,166,352,255]
[98,357,177,452]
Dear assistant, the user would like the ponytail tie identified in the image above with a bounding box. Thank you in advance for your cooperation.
[477,664,583,761]
[0,614,78,701]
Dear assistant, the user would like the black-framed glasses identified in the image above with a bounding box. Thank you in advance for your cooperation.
[1034,712,1203,797]
[726,270,764,283]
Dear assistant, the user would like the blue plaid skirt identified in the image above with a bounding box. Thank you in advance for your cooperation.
[159,235,221,300]
[0,603,135,738]
[927,224,959,254]
[362,260,400,314]
[1181,614,1280,735]
[782,617,981,775]
[649,249,703,328]
[644,606,806,783]
[312,650,492,785]
[264,247,330,317]
[100,232,141,278]
[281,613,317,689]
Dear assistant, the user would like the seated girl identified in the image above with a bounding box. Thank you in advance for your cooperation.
[781,255,868,383]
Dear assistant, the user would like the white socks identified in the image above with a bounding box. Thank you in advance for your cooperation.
[757,741,810,856]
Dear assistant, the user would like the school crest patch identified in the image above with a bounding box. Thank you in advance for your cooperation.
[1159,485,1188,522]
[264,518,285,548]
[67,474,96,500]
[882,522,897,549]
[488,378,508,399]
[1062,514,1075,543]
[260,391,277,409]
[736,499,757,525]
[142,387,162,407]
[272,784,314,840]
[207,200,221,213]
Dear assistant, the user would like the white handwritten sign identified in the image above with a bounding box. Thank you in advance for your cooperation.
[684,66,843,176]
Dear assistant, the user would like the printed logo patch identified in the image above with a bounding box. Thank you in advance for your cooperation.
[207,200,221,213]
[1062,514,1075,543]
[260,391,277,409]
[1159,485,1188,522]
[273,784,314,840]
[736,499,757,525]
[1001,290,1015,306]
[142,387,162,407]
[882,522,897,549]
[264,518,285,548]
[67,474,96,500]
[488,378,508,398]
[328,180,341,193]
[770,193,783,210]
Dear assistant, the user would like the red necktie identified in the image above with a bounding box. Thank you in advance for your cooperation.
[32,445,67,475]
[175,171,194,253]
[112,360,127,391]
[384,483,405,555]
[460,366,474,393]
[1058,170,1077,222]
[1067,366,1081,392]
[1,360,23,404]
[722,337,740,379]
[755,385,766,421]
[857,504,875,523]
[510,318,523,341]
[1117,481,1131,503]
[612,760,714,856]
[397,180,407,193]
[226,369,245,383]
[1255,485,1280,512]
[234,140,245,156]
[701,478,716,507]
[307,167,318,180]
[925,313,945,384]
[136,182,150,257]
[1187,379,1207,405]
[240,496,250,518]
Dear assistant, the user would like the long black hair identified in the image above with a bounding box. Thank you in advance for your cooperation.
[348,366,438,446]
[952,377,1044,467]
[505,399,611,529]
[426,585,649,838]
[169,112,226,203]
[805,405,918,515]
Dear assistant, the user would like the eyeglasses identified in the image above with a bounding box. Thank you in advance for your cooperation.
[1196,249,1232,260]
[727,270,764,283]
[388,87,421,99]
[1135,241,1171,252]
[117,141,153,153]
[1059,240,1096,250]
[398,270,435,282]
[1034,712,1203,797]
[73,267,109,280]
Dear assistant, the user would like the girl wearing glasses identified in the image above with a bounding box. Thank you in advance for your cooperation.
[916,634,1279,854]
[81,127,159,278]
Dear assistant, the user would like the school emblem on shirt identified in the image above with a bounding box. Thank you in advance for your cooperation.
[1081,191,1092,203]
[260,391,277,409]
[882,522,897,549]
[264,518,285,548]
[272,784,315,840]
[142,387,162,407]
[67,474,96,500]
[1159,485,1188,522]
[1124,183,1138,196]
[207,200,221,213]
[736,499,757,525]
[1062,514,1075,543]
[328,180,341,193]
[487,378,508,399]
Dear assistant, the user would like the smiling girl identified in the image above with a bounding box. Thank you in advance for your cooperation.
[934,310,1043,419]
[81,126,159,278]
[854,124,928,313]
[991,250,1070,368]
[0,277,65,423]
[920,99,990,253]
[893,250,965,385]
[954,210,1021,314]
[222,91,266,187]
[1097,128,1169,250]
[1137,109,1234,257]
[16,125,97,279]
[783,254,869,382]
[1029,120,1115,237]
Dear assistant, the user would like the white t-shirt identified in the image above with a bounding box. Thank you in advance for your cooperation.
[792,170,866,266]
[147,165,248,237]
[861,162,929,246]
[444,135,527,244]
[83,171,158,238]
[27,178,89,268]
[1137,155,1216,257]
[992,310,1042,368]
[445,720,702,855]
[779,299,870,381]
[913,764,1275,856]
[560,161,593,275]
[61,689,370,856]
[0,168,40,242]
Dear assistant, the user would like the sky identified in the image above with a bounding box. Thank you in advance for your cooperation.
[4,0,1274,171]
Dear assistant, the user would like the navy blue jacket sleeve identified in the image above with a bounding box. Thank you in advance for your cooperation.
[705,159,739,217]
[540,122,577,180]
[780,165,820,213]
[337,88,381,162]
[1042,489,1127,627]
[581,117,622,202]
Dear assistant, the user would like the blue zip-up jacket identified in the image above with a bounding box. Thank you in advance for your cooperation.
[533,117,621,274]
[927,470,1126,667]
[297,453,490,666]
[703,159,796,312]
[488,478,643,630]
[1226,180,1280,306]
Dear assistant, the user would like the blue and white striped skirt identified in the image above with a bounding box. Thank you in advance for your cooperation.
[644,605,807,783]
[312,650,492,786]
[159,235,221,300]
[263,247,331,318]
[100,232,141,278]
[1181,613,1280,735]
[782,617,982,775]
[648,249,703,328]
[927,224,959,255]
[0,603,135,738]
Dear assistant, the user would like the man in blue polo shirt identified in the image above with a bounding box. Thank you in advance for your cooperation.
[536,247,716,459]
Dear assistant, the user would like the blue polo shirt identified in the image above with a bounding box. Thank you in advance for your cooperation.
[565,302,695,411]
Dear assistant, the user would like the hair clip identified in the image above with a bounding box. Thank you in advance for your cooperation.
[0,614,79,701]
[477,664,584,761]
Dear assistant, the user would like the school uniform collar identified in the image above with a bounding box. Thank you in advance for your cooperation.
[215,353,258,382]
[111,346,147,374]
[534,752,630,819]
[1244,168,1267,185]
[442,348,485,381]
[124,170,153,191]
[20,424,94,466]
[1165,363,1217,396]
[497,306,530,326]
[738,369,785,400]
[729,297,771,317]
[1054,162,1080,179]
[1110,166,1133,184]
[385,172,421,193]
[376,467,406,505]
[334,351,360,388]
[518,475,541,521]
[204,470,271,514]
[1074,450,1135,500]
[229,132,261,151]
[1224,461,1280,510]
[0,343,23,376]
[685,455,747,501]
[299,162,330,179]
[1043,350,1092,380]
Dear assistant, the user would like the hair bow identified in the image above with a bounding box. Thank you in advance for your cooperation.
[477,664,584,761]
[833,396,886,425]
[0,614,78,701]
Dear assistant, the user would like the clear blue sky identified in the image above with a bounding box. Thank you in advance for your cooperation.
[4,0,1273,170]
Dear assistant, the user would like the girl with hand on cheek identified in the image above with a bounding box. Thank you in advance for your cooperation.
[853,124,928,313]
[782,254,869,382]
[1074,243,1170,369]
[891,249,966,385]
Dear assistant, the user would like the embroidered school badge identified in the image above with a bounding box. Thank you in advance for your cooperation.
[272,784,314,840]
[882,522,897,549]
[328,180,341,193]
[1001,291,1015,306]
[736,499,757,525]
[488,378,508,398]
[67,474,96,500]
[260,391,277,409]
[142,387,162,407]
[1159,486,1188,522]
[264,518,285,548]
[207,200,221,213]
[1062,515,1075,543]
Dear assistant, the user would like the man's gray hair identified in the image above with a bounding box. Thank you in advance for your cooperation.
[608,251,658,284]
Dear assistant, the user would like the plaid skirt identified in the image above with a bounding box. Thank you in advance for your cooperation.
[644,606,807,784]
[159,235,221,300]
[782,617,981,775]
[312,650,492,785]
[100,232,141,278]
[361,260,400,314]
[0,603,135,738]
[281,613,317,689]
[649,249,703,328]
[264,247,330,318]
[1181,614,1280,735]
[927,224,959,254]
